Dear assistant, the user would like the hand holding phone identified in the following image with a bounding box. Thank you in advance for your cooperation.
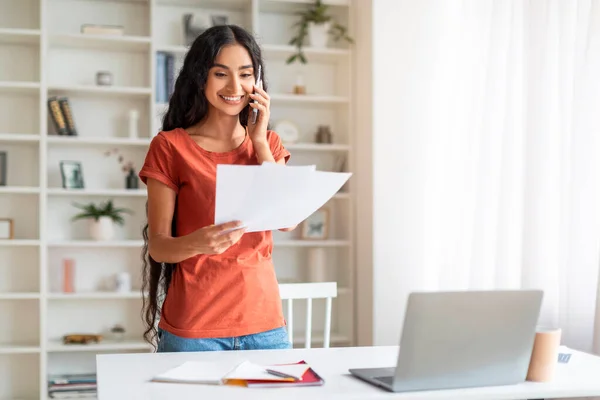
[251,65,262,124]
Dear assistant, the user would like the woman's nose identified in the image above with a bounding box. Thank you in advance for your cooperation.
[227,75,241,91]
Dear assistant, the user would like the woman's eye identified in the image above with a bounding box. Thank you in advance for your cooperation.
[241,73,252,78]
[215,72,226,77]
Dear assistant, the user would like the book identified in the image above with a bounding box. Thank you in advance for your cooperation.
[47,97,69,135]
[58,97,77,136]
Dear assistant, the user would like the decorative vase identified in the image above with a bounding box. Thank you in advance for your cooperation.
[308,21,330,48]
[307,247,327,282]
[62,258,75,293]
[90,216,114,241]
[315,125,333,143]
[128,110,139,139]
[126,169,139,189]
[114,272,132,293]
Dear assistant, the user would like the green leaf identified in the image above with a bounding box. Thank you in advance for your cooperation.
[286,54,298,64]
[70,200,133,225]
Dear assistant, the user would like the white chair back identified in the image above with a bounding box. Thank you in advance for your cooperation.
[278,282,338,348]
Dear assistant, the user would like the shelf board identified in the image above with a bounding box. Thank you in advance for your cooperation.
[0,133,41,143]
[0,239,40,247]
[47,136,151,146]
[0,344,41,354]
[276,240,350,247]
[156,0,250,10]
[286,142,350,152]
[262,0,349,5]
[0,81,40,94]
[50,33,151,52]
[260,0,349,13]
[47,84,151,96]
[48,291,146,300]
[47,339,151,353]
[47,188,147,197]
[156,94,349,108]
[0,292,40,300]
[0,28,40,45]
[153,43,346,58]
[155,44,188,54]
[0,186,40,194]
[270,93,349,104]
[262,43,349,62]
[47,240,144,248]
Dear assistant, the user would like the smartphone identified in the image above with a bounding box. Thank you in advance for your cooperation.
[251,65,262,124]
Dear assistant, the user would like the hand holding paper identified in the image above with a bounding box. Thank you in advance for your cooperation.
[215,163,351,233]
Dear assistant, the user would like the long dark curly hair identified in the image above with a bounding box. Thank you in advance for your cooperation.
[141,24,267,349]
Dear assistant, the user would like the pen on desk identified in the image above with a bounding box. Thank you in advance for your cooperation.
[266,369,298,381]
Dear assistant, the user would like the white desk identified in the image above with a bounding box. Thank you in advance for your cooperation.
[96,345,600,400]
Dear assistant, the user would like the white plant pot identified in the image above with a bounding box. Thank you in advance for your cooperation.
[90,216,114,241]
[308,21,330,48]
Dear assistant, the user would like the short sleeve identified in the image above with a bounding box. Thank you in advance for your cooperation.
[268,130,291,164]
[139,133,179,193]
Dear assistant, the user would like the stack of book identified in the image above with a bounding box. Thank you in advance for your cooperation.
[47,97,78,136]
[48,373,97,398]
[156,52,176,104]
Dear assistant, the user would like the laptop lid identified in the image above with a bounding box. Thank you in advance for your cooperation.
[391,290,543,392]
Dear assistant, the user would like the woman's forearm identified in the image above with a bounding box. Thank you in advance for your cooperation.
[148,233,198,264]
[254,141,275,164]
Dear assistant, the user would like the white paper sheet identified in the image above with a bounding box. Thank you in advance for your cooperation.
[151,361,239,384]
[214,163,351,233]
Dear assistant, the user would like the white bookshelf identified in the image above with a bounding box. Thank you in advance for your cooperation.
[0,0,355,398]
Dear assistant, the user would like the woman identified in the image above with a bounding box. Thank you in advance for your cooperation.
[139,25,295,352]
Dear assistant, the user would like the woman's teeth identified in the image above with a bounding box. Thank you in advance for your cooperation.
[220,95,242,101]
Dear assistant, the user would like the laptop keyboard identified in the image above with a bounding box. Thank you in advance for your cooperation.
[374,376,394,386]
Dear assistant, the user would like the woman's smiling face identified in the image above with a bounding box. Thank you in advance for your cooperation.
[204,43,256,117]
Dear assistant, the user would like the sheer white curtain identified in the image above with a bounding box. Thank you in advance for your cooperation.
[400,0,600,352]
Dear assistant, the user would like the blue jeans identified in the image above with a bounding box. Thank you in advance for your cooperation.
[157,326,293,352]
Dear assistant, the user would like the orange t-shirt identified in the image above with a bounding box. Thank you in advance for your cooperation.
[139,127,291,339]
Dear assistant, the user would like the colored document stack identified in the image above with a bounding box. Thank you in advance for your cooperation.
[214,163,352,232]
[152,360,324,387]
[48,373,97,398]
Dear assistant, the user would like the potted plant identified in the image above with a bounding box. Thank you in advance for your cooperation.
[71,200,133,241]
[287,0,353,64]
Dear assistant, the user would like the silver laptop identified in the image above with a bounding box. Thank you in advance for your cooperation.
[349,290,543,392]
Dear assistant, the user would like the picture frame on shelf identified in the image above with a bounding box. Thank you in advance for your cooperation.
[0,151,6,186]
[60,160,85,189]
[301,208,330,240]
[0,218,14,239]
